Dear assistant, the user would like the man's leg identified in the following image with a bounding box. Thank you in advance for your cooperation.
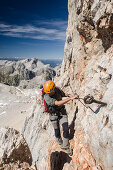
[60,114,73,156]
[60,114,69,148]
[49,115,62,145]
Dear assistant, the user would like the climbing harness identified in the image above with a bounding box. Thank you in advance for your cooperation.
[75,93,107,113]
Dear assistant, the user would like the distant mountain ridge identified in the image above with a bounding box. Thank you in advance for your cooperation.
[0,58,57,88]
[0,57,62,67]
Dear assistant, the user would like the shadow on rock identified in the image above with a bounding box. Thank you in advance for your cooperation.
[97,14,113,52]
[69,106,78,140]
[50,151,72,170]
[0,128,33,168]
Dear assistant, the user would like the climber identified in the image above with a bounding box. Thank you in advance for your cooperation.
[42,80,78,156]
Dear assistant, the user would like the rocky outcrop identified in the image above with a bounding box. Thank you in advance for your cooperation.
[58,0,113,169]
[0,0,112,170]
[0,127,35,169]
[54,64,62,77]
[0,58,56,88]
[22,0,113,170]
[22,98,75,170]
[22,99,53,169]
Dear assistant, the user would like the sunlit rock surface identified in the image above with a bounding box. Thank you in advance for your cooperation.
[59,0,113,169]
[0,0,113,169]
[22,0,113,169]
[0,127,36,170]
[0,83,37,131]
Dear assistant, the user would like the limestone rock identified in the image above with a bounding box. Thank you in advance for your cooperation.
[54,64,62,77]
[0,127,34,169]
[59,0,113,169]
[22,101,53,169]
[1,0,112,169]
[0,58,56,88]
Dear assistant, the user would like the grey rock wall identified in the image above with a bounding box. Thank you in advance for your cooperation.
[0,127,34,169]
[13,0,113,169]
[22,100,55,169]
[59,0,113,169]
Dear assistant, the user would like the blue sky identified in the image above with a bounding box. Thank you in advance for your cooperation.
[0,0,68,59]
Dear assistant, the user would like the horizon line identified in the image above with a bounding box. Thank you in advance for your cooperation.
[0,56,63,60]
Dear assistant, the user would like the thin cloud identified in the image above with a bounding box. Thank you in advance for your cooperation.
[0,20,67,40]
[0,32,22,38]
[0,24,12,28]
[37,20,67,29]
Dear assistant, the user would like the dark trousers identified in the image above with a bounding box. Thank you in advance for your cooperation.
[49,112,69,148]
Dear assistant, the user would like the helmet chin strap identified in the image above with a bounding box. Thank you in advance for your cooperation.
[49,91,55,96]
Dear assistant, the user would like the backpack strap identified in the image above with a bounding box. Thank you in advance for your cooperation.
[42,88,49,112]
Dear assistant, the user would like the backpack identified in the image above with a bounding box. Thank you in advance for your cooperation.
[42,88,50,113]
[42,87,58,113]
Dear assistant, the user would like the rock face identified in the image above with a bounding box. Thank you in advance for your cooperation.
[22,98,74,170]
[22,0,113,170]
[1,0,112,170]
[59,0,113,169]
[0,127,35,170]
[54,64,62,77]
[0,58,56,88]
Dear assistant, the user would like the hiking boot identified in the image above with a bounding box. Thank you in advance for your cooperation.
[61,146,73,156]
[65,148,73,156]
[56,138,63,146]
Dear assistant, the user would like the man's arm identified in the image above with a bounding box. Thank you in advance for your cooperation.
[65,93,70,97]
[55,94,78,106]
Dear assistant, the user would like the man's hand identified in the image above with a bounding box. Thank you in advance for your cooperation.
[69,94,78,100]
[65,93,70,97]
[55,94,79,106]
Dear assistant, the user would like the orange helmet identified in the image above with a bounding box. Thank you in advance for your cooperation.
[43,80,56,93]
